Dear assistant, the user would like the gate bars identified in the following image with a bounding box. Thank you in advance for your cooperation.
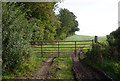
[31,40,93,58]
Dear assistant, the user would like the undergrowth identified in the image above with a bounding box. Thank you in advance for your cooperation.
[84,42,120,81]
[2,51,46,79]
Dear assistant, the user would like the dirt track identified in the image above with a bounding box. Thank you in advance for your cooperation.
[72,50,113,81]
[11,50,114,81]
[15,54,57,80]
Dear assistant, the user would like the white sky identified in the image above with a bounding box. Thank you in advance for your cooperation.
[56,0,120,36]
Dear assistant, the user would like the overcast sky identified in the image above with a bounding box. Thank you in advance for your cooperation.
[56,0,120,36]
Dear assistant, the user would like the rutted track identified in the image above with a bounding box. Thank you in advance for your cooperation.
[34,54,57,79]
[14,49,113,81]
[72,50,113,81]
[15,54,57,80]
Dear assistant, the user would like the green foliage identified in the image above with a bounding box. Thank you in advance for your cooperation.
[106,35,115,46]
[30,18,45,41]
[84,34,120,81]
[22,2,55,19]
[2,2,33,73]
[3,55,39,79]
[85,43,120,81]
[22,2,61,41]
[107,27,120,61]
[43,20,57,40]
[107,27,120,47]
[57,8,79,39]
[95,60,120,81]
[17,3,79,41]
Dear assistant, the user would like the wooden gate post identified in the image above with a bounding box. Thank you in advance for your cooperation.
[95,36,98,43]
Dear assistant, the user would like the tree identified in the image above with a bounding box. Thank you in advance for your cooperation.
[22,2,60,41]
[57,8,79,39]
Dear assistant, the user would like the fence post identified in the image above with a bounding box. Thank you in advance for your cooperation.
[75,41,76,57]
[58,41,59,57]
[95,36,98,43]
[41,41,43,57]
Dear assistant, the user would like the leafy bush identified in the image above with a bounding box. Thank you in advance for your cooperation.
[107,27,120,61]
[2,2,33,73]
[30,18,45,41]
[85,38,120,81]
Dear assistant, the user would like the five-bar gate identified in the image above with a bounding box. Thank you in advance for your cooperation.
[31,40,93,58]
